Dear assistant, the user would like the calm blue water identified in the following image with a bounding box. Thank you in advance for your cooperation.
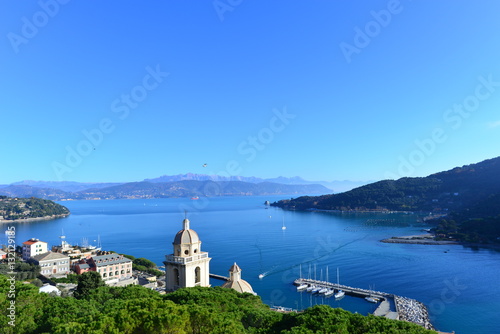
[3,196,499,333]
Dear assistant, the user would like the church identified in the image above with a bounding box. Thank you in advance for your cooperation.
[164,217,255,295]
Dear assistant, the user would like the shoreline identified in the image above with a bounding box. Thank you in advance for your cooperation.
[0,213,70,224]
[380,234,459,245]
[381,234,500,250]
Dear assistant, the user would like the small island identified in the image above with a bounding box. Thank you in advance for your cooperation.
[0,196,70,223]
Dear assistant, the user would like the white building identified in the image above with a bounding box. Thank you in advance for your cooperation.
[164,218,211,291]
[31,251,70,276]
[39,284,61,296]
[22,238,48,261]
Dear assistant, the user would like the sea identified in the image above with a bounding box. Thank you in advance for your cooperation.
[3,195,499,333]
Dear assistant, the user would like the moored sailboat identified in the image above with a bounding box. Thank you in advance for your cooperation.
[334,267,345,299]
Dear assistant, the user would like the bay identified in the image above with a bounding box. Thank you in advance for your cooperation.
[3,195,499,333]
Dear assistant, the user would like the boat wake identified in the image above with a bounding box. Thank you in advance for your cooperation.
[257,235,368,279]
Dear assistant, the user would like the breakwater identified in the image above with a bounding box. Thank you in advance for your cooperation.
[294,278,434,330]
[395,296,434,330]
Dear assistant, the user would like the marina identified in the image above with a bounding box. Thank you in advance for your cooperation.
[293,278,434,331]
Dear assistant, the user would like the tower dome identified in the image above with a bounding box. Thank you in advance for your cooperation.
[171,218,202,258]
[173,218,200,245]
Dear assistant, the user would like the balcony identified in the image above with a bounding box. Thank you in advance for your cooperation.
[164,252,208,264]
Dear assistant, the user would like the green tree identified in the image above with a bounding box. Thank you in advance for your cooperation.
[73,271,105,299]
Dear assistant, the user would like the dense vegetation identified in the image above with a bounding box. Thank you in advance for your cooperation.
[0,262,40,281]
[0,196,69,220]
[0,274,436,333]
[272,157,500,243]
[432,193,500,243]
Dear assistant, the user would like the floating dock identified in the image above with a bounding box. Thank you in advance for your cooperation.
[293,278,434,331]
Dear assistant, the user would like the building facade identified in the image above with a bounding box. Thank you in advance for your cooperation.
[75,252,133,282]
[22,238,48,261]
[31,251,70,276]
[164,218,211,291]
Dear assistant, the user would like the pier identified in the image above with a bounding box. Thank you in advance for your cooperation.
[209,273,229,281]
[293,278,434,331]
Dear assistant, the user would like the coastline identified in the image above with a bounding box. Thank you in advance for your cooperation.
[0,213,70,224]
[380,234,459,245]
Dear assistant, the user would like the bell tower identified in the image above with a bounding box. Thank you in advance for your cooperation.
[164,218,211,291]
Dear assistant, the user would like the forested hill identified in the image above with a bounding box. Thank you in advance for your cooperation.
[0,196,70,221]
[272,157,500,212]
[272,157,500,243]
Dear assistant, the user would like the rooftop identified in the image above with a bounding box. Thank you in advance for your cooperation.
[91,253,132,267]
[31,251,70,262]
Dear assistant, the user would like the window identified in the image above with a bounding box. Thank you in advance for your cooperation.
[195,267,201,284]
[173,268,180,286]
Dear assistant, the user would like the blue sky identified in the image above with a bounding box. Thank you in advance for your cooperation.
[1,0,500,184]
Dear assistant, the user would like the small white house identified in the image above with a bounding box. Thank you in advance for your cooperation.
[39,284,61,296]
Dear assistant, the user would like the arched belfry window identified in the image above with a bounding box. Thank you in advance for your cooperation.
[173,268,180,286]
[195,267,201,284]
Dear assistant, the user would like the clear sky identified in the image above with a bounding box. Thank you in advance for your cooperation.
[1,1,500,184]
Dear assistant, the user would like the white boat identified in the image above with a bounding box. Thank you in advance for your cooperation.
[281,217,286,230]
[335,290,345,299]
[311,287,321,294]
[319,267,331,295]
[324,288,334,297]
[258,274,264,279]
[365,285,378,303]
[296,265,307,291]
[334,267,345,299]
[306,285,315,292]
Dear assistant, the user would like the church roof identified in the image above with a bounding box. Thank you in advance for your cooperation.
[173,219,200,244]
[222,262,256,295]
[229,262,241,272]
[222,278,255,295]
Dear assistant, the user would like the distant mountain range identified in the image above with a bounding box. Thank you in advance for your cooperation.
[0,174,370,200]
[144,174,370,192]
[0,178,331,201]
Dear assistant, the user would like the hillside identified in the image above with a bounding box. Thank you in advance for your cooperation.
[272,157,500,212]
[0,196,70,221]
[272,157,500,243]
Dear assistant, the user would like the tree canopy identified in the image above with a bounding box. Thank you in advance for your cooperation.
[0,275,437,334]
